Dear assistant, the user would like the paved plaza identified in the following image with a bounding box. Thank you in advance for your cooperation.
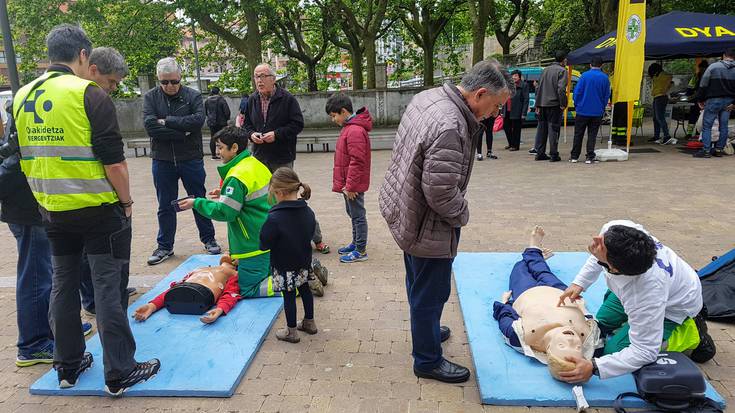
[0,129,733,412]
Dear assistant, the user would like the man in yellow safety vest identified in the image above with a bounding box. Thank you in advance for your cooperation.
[13,24,159,396]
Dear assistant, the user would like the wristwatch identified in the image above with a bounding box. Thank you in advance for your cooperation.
[591,358,600,377]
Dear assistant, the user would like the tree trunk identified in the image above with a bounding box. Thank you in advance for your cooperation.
[365,36,377,89]
[306,62,318,92]
[472,25,486,65]
[351,49,364,90]
[601,0,618,33]
[423,40,435,86]
[244,7,263,90]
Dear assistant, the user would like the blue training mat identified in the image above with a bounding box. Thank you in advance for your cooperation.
[453,252,726,408]
[30,254,283,397]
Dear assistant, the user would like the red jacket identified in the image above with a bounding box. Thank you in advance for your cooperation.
[150,273,241,314]
[332,107,372,193]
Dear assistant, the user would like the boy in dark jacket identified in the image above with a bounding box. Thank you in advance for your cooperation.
[325,94,372,263]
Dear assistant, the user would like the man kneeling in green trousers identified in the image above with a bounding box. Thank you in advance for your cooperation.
[556,220,715,383]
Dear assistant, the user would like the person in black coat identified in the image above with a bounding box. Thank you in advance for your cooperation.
[502,70,530,151]
[242,64,304,172]
[260,168,318,343]
[204,86,231,159]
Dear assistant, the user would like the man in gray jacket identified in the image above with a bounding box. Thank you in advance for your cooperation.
[379,60,513,383]
[532,51,568,162]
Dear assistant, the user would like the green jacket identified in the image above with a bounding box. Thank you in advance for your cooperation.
[193,150,272,259]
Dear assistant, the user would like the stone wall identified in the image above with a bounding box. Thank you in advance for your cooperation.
[114,87,427,137]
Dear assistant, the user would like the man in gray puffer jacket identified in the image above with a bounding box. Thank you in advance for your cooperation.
[379,60,513,383]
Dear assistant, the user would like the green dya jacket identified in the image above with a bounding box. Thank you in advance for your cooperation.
[193,150,272,260]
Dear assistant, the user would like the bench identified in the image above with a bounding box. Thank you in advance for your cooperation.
[127,139,151,157]
[302,132,396,153]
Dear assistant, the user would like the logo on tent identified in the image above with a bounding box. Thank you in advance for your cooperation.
[626,14,642,42]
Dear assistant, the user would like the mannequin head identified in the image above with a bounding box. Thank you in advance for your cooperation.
[544,326,583,380]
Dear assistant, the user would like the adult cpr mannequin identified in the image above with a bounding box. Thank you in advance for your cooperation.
[493,226,600,380]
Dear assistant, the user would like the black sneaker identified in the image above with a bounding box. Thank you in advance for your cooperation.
[57,352,93,389]
[105,359,161,396]
[204,240,222,255]
[528,148,538,155]
[693,150,711,159]
[147,248,173,265]
[549,156,562,162]
[690,308,716,363]
[711,149,723,158]
[535,154,550,161]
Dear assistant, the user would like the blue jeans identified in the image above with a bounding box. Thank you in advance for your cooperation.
[344,193,367,252]
[8,224,54,357]
[652,95,671,140]
[152,159,215,251]
[701,97,733,152]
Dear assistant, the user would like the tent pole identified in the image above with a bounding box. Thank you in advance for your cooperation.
[608,103,614,150]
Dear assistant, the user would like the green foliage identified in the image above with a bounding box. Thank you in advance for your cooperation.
[539,0,598,56]
[7,0,181,87]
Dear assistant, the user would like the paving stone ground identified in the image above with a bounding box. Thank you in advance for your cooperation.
[0,127,733,412]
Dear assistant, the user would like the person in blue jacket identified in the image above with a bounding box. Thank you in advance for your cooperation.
[570,57,610,163]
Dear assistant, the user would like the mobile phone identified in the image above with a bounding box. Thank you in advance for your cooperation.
[171,195,195,212]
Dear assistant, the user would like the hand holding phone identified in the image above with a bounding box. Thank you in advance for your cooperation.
[171,195,195,212]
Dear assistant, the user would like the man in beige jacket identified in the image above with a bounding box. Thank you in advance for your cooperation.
[379,60,513,383]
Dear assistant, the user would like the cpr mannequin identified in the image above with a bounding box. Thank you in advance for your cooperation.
[493,226,601,380]
[133,256,243,324]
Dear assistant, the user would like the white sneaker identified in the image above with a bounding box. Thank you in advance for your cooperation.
[664,138,678,145]
[569,159,578,163]
[476,153,484,161]
[654,139,663,144]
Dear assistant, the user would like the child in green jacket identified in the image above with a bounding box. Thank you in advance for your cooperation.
[178,127,275,297]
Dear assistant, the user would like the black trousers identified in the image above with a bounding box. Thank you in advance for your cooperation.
[209,124,226,157]
[570,115,602,160]
[45,205,136,381]
[477,117,494,154]
[283,283,314,328]
[504,118,523,149]
[535,106,562,157]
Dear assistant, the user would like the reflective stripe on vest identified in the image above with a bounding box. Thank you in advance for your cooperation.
[13,72,118,211]
[26,177,114,195]
[219,195,243,211]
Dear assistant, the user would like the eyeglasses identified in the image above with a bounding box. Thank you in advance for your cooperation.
[160,79,181,85]
[254,74,275,80]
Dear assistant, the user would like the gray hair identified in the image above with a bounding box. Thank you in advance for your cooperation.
[46,24,92,64]
[460,59,515,96]
[156,57,182,77]
[90,47,129,77]
[254,63,276,76]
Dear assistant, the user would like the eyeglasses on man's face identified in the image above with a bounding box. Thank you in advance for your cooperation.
[160,79,180,85]
[255,74,275,80]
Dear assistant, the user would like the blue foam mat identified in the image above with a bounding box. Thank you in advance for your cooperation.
[30,254,283,397]
[453,252,726,408]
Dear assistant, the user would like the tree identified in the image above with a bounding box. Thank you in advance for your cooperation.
[489,0,532,57]
[267,1,329,91]
[467,0,492,64]
[328,0,393,89]
[178,1,266,89]
[7,0,180,86]
[398,0,460,87]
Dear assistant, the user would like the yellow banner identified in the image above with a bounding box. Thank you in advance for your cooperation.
[612,0,646,103]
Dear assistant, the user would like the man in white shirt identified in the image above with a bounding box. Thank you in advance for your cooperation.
[556,220,714,383]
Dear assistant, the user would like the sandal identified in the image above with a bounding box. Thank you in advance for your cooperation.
[314,242,330,254]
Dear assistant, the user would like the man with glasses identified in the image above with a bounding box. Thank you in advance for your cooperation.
[143,57,221,265]
[242,63,304,172]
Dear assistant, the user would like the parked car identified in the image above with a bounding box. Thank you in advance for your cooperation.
[506,67,580,124]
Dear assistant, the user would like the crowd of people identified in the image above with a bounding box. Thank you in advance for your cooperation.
[0,22,726,400]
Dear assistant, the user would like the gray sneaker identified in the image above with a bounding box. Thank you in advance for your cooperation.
[147,248,173,266]
[204,240,222,255]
